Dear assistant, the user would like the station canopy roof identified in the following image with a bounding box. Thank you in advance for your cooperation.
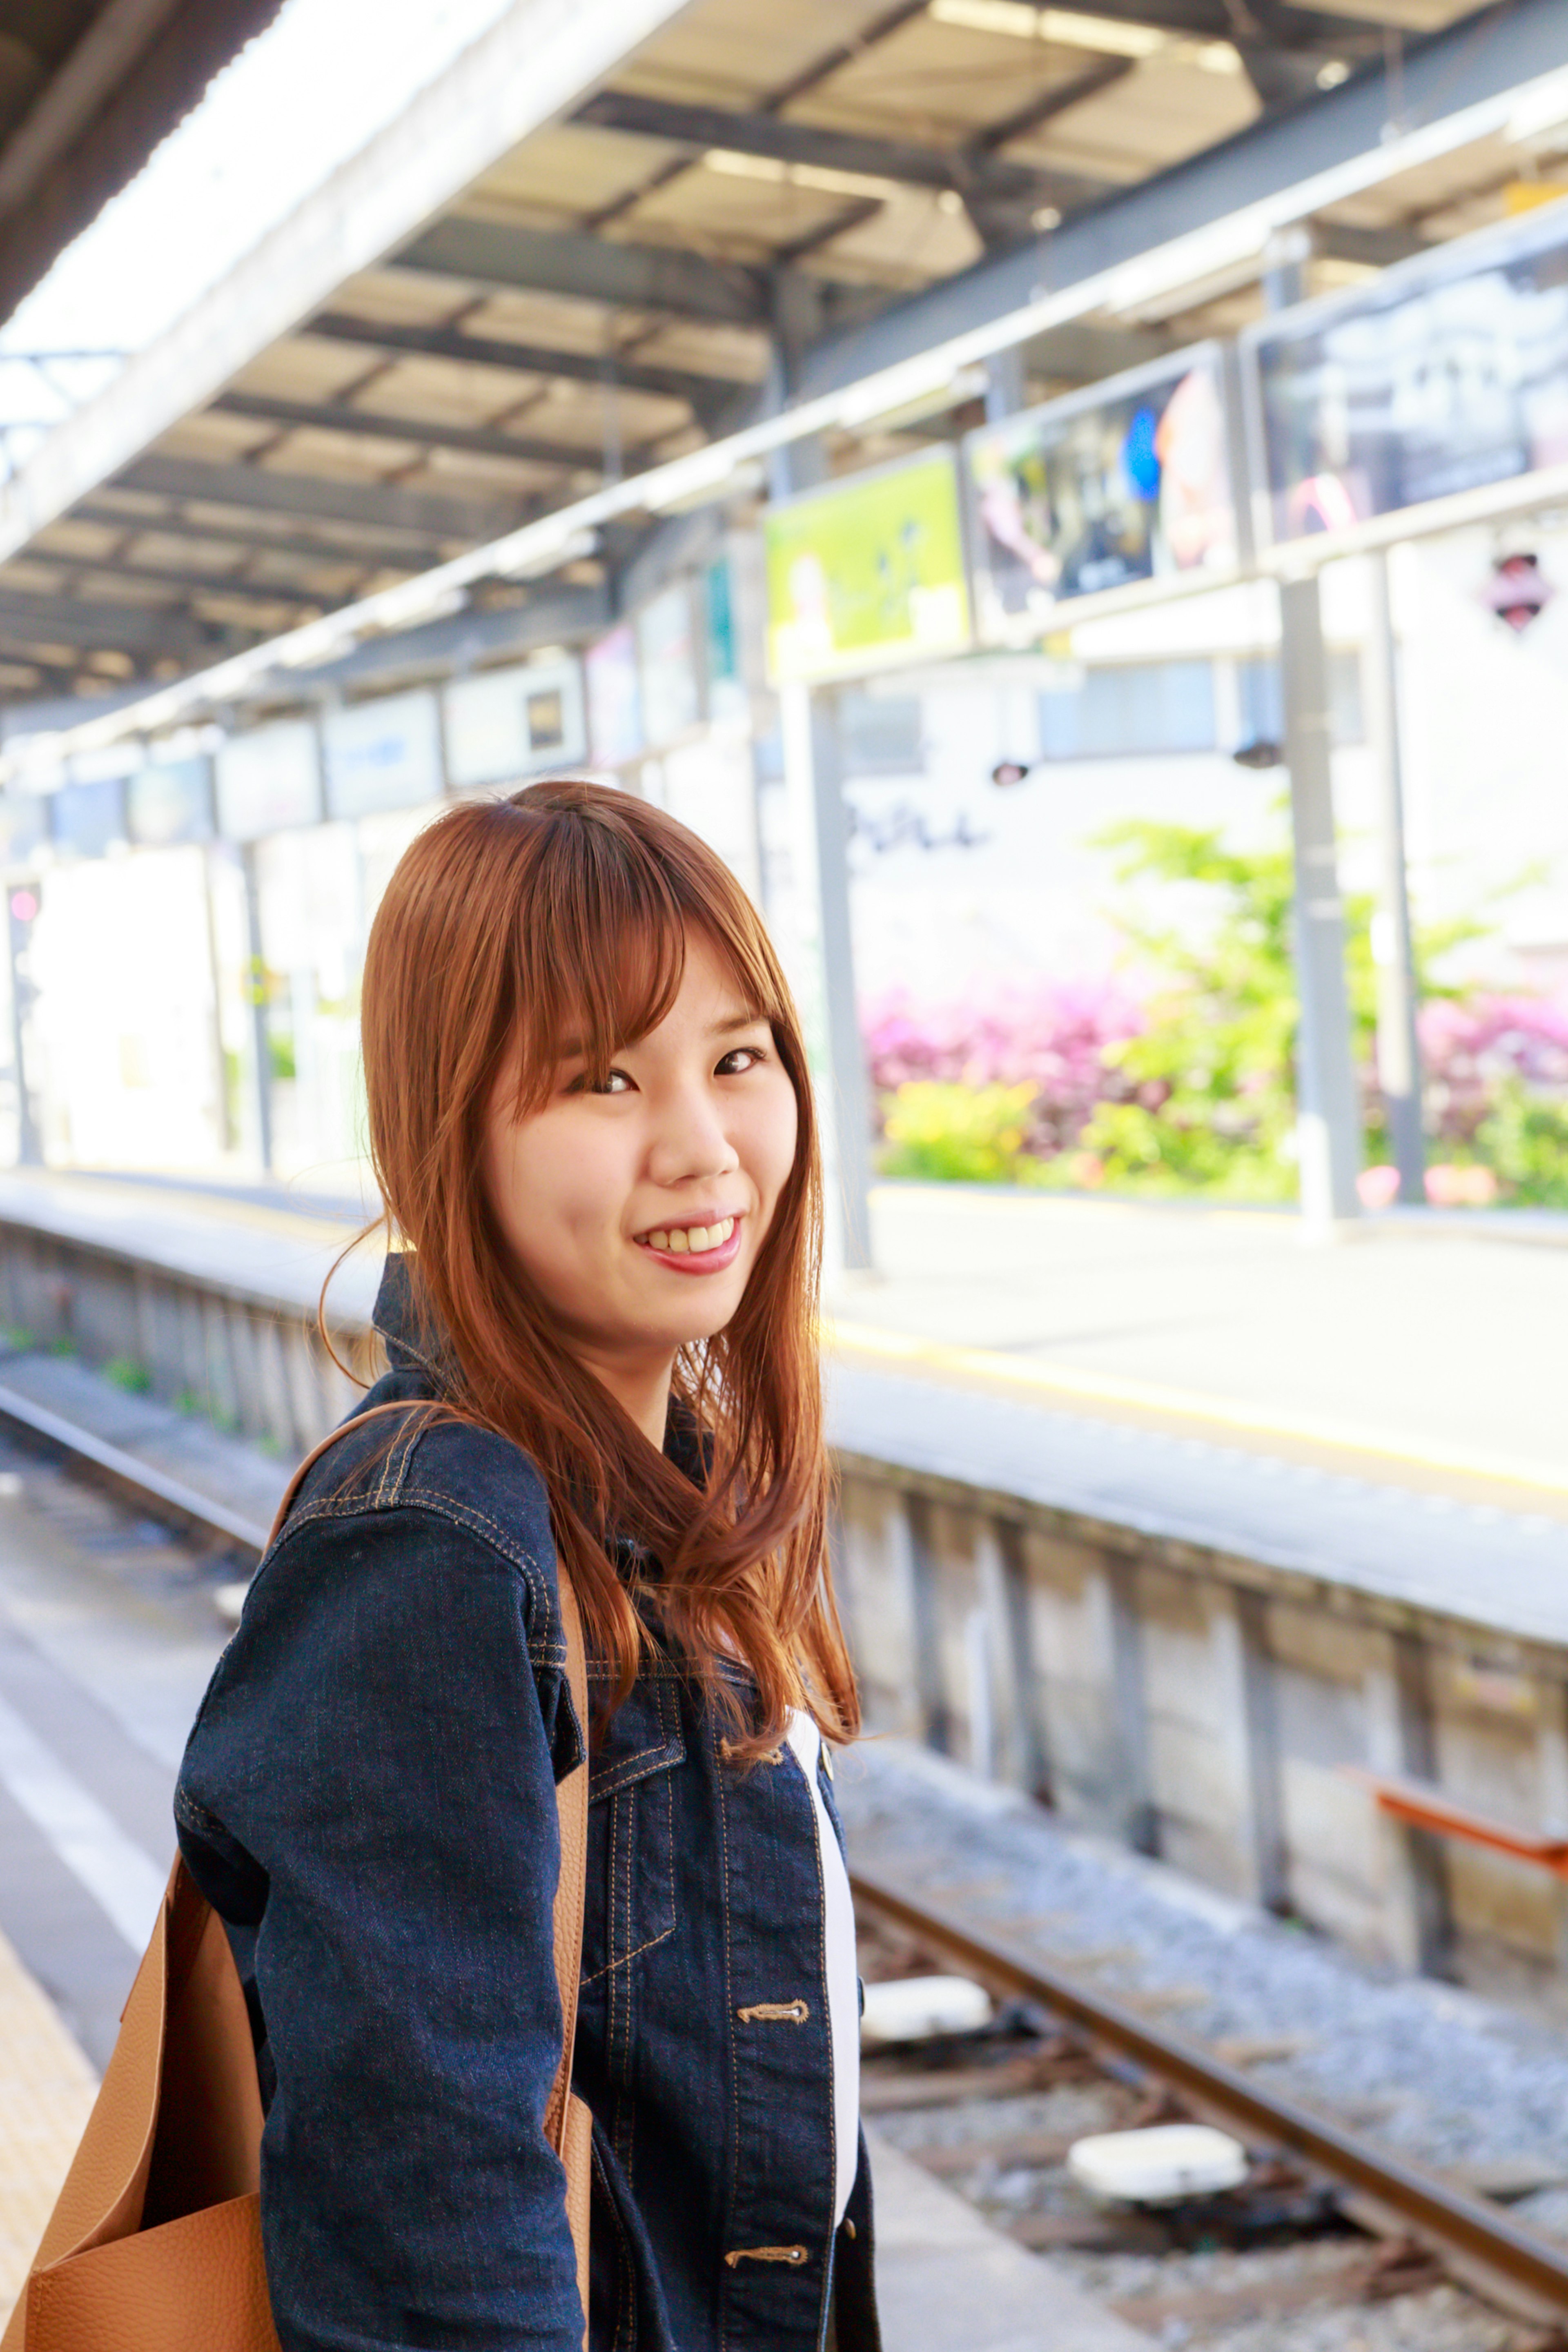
[0,0,1561,708]
[0,0,286,349]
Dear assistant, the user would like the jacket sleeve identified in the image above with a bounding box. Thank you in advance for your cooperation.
[176,1492,584,2352]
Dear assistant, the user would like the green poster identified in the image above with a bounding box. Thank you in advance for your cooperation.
[764,448,971,683]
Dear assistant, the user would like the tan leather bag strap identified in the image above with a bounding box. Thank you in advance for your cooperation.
[266,1404,593,2312]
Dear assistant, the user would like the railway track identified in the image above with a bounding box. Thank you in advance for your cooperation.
[853,1865,1568,2345]
[8,1377,1568,2344]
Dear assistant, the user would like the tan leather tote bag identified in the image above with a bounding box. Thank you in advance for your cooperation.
[3,1405,593,2351]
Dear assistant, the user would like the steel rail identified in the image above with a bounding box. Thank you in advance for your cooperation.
[9,1370,1568,2325]
[0,1377,272,1555]
[852,1860,1568,2326]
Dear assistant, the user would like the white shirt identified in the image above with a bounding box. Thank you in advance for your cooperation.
[784,1709,859,2226]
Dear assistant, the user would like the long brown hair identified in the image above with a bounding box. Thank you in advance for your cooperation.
[354,778,858,1757]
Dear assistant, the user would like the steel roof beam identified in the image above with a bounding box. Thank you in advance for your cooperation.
[572,88,1074,201]
[212,388,639,472]
[50,557,329,607]
[0,0,288,327]
[392,215,771,327]
[69,501,401,571]
[1313,219,1429,267]
[305,310,748,421]
[0,588,232,654]
[0,0,698,560]
[795,0,1568,400]
[114,454,521,545]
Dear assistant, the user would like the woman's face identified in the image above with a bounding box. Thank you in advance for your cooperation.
[483,930,800,1432]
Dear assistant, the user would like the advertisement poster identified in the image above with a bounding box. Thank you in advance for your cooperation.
[1245,202,1568,551]
[126,754,215,847]
[764,448,971,684]
[637,584,701,748]
[323,690,443,822]
[964,349,1238,646]
[585,623,643,768]
[215,719,322,842]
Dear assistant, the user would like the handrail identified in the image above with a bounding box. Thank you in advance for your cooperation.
[1344,1766,1568,1874]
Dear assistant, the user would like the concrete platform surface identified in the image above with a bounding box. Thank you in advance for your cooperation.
[869,2129,1150,2351]
[0,1170,1561,1655]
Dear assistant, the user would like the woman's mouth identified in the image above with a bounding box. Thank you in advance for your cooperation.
[634,1214,743,1273]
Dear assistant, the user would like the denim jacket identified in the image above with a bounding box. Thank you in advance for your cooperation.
[174,1256,880,2352]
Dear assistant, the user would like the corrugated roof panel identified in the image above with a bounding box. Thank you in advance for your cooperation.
[159,412,275,466]
[334,352,549,425]
[626,155,859,256]
[471,123,679,214]
[1036,54,1261,183]
[803,187,982,285]
[798,13,1100,143]
[614,0,902,114]
[228,341,381,405]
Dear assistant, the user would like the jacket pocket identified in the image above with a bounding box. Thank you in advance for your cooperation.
[581,1675,685,1986]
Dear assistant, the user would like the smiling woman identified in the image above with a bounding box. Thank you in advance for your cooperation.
[172,779,876,2352]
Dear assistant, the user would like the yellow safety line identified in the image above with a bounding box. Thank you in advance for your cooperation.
[826,1318,1568,1503]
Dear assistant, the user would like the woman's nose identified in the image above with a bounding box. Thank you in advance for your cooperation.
[646,1085,739,1187]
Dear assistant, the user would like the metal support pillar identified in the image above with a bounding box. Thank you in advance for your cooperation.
[5,881,40,1166]
[240,844,274,1175]
[984,345,1027,423]
[779,680,873,1272]
[1266,230,1362,1233]
[1281,575,1363,1229]
[1364,550,1425,1205]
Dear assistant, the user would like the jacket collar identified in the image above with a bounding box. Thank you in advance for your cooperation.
[370,1249,709,1488]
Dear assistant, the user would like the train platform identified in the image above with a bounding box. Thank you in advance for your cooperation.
[0,1167,1561,1658]
[0,1423,1150,2345]
[6,1163,1561,1497]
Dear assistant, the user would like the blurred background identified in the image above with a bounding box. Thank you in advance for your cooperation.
[5,3,1568,2345]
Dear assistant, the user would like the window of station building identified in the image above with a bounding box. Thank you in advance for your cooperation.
[524,685,565,754]
[1236,653,1364,750]
[837,690,925,776]
[1037,661,1217,761]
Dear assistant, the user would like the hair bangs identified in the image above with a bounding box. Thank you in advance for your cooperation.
[353,776,858,1764]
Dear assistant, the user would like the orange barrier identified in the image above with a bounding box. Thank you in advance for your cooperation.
[1345,1768,1568,1875]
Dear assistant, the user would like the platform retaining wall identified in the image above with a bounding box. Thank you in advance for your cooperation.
[0,1204,1562,2005]
[835,1454,1568,2009]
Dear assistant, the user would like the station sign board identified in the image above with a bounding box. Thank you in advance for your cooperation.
[323,689,443,821]
[215,719,322,842]
[126,748,216,847]
[1241,196,1568,556]
[445,657,587,788]
[52,775,128,859]
[764,447,971,684]
[962,346,1240,647]
[585,622,643,767]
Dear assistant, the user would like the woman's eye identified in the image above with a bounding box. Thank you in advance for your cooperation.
[716,1045,766,1076]
[567,1067,634,1096]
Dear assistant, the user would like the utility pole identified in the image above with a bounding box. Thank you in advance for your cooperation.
[1267,230,1363,1233]
[1363,549,1425,1205]
[240,843,274,1174]
[5,880,40,1165]
[768,267,873,1276]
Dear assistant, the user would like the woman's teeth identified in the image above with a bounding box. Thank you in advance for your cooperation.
[643,1216,735,1254]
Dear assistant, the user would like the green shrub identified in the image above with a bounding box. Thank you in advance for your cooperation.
[880,1080,1040,1185]
[105,1356,153,1394]
[1469,1080,1568,1207]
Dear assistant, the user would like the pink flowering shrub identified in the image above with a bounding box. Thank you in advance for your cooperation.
[1418,996,1568,1142]
[862,979,1147,1159]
